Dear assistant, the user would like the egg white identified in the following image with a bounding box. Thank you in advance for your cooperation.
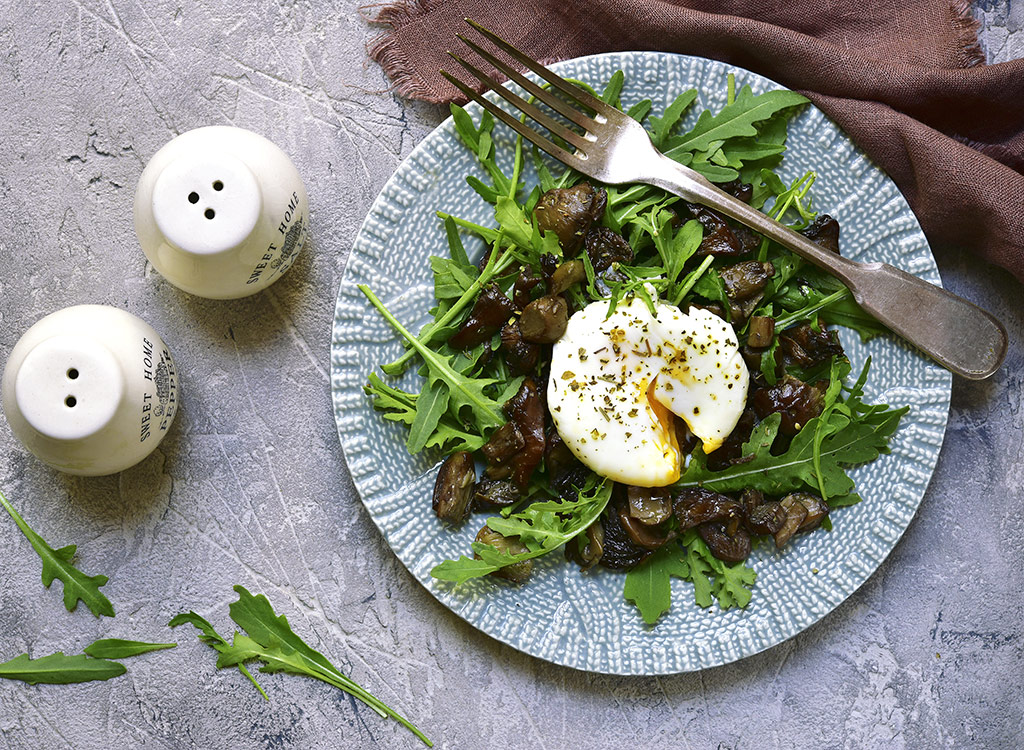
[547,295,748,487]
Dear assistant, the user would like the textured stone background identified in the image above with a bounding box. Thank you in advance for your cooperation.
[0,2,1020,749]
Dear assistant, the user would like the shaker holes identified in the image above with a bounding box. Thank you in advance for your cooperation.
[65,396,77,408]
[188,192,199,204]
[205,208,216,219]
[67,368,79,380]
[213,180,223,191]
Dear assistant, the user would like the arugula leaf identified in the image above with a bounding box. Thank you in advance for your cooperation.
[648,89,698,149]
[0,488,114,618]
[656,219,703,303]
[430,255,477,301]
[691,537,758,610]
[677,362,908,501]
[665,86,808,157]
[690,266,730,313]
[749,167,788,210]
[773,279,887,341]
[432,477,612,584]
[623,545,691,625]
[600,69,625,106]
[627,98,653,122]
[494,196,535,250]
[236,587,432,745]
[169,610,269,699]
[684,536,716,607]
[82,639,177,660]
[365,374,487,454]
[406,380,451,454]
[451,105,512,198]
[174,588,432,746]
[0,652,126,685]
[381,242,517,376]
[738,111,792,184]
[625,532,757,621]
[361,285,506,435]
[673,254,715,306]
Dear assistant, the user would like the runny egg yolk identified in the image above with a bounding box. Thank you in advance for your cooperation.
[546,295,749,488]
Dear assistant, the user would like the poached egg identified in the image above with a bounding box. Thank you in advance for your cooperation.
[547,295,748,487]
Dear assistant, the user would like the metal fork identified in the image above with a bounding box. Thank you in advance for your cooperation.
[441,20,1007,380]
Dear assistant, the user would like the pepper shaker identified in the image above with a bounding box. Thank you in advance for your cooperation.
[1,305,179,476]
[134,126,308,299]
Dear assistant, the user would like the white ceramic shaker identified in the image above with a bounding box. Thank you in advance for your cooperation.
[134,126,308,299]
[1,305,179,476]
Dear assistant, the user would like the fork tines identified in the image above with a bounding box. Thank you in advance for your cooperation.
[441,19,615,165]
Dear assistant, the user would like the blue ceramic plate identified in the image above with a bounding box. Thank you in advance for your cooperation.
[331,52,951,674]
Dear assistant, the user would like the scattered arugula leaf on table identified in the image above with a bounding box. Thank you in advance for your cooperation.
[171,586,431,747]
[82,639,176,660]
[169,609,269,700]
[0,488,114,617]
[0,651,126,685]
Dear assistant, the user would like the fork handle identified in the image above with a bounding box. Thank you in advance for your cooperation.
[648,154,1008,380]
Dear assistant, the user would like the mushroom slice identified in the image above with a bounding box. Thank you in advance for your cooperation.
[432,452,476,525]
[475,526,533,583]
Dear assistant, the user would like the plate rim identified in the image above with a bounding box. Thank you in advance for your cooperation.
[331,50,952,675]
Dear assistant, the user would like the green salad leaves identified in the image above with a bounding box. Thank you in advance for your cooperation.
[432,476,612,583]
[0,639,175,685]
[0,651,127,685]
[361,69,908,626]
[172,586,431,747]
[0,488,114,618]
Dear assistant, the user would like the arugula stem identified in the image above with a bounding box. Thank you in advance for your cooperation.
[509,126,524,200]
[775,288,850,331]
[301,661,431,746]
[757,171,816,261]
[671,255,715,306]
[239,664,270,700]
[435,213,499,242]
[0,487,34,540]
[382,245,517,375]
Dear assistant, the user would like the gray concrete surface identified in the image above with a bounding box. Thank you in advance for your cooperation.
[0,2,1021,748]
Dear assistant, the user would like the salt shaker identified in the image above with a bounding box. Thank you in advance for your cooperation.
[1,305,179,476]
[134,126,308,299]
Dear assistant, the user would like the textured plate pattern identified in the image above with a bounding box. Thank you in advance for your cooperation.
[331,52,952,675]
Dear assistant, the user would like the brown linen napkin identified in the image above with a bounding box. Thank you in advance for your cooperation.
[368,0,1024,284]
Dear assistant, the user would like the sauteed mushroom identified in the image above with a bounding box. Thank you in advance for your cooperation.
[519,295,568,344]
[800,214,841,255]
[533,182,606,253]
[475,526,533,583]
[626,485,673,525]
[779,322,844,369]
[599,496,653,570]
[472,479,520,511]
[566,520,605,571]
[448,283,514,350]
[673,487,744,529]
[431,452,475,525]
[752,375,825,436]
[698,521,752,563]
[500,321,540,375]
[583,227,634,272]
[549,259,587,295]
